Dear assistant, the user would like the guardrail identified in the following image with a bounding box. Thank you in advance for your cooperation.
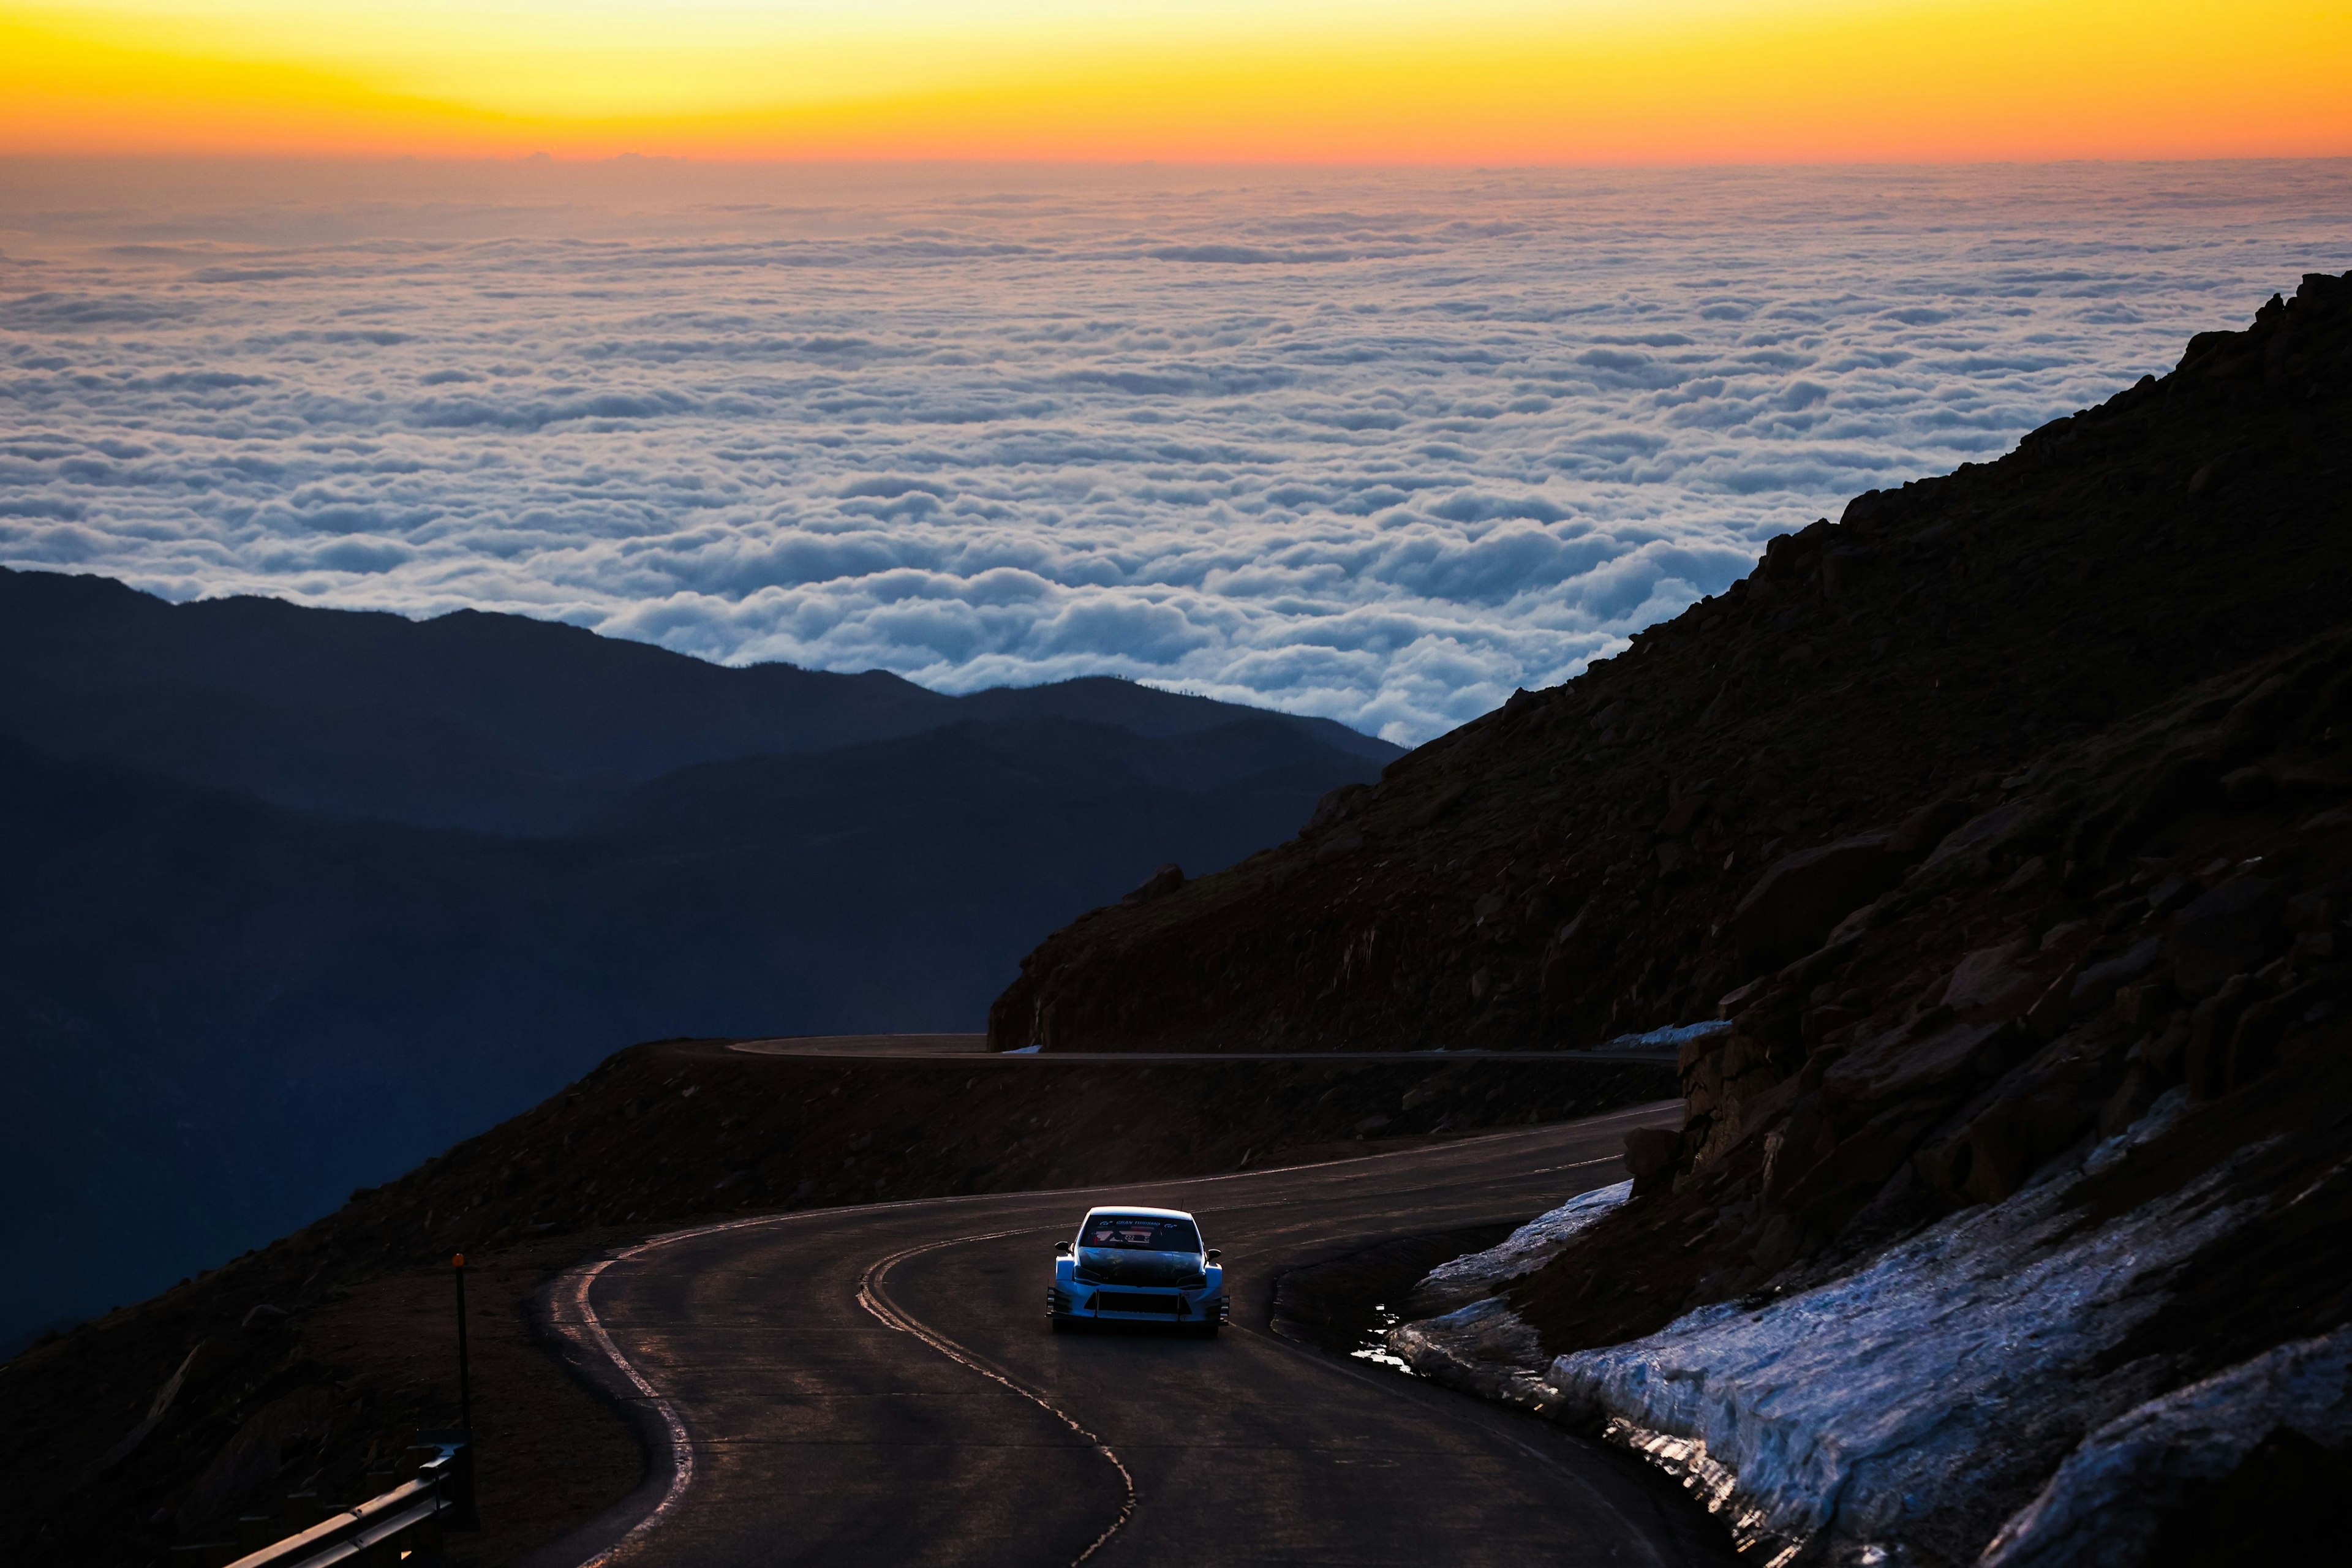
[178,1439,472,1568]
[177,1257,484,1568]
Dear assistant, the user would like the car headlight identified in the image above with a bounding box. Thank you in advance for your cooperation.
[1072,1265,1110,1285]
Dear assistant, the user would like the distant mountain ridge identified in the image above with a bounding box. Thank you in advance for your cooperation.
[0,574,1398,1342]
[0,567,1393,835]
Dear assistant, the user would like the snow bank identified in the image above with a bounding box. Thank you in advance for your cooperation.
[1385,1297,1562,1411]
[1411,1180,1632,1311]
[1545,1159,2253,1562]
[1594,1020,1732,1054]
[1389,1093,2299,1565]
[1978,1324,2352,1568]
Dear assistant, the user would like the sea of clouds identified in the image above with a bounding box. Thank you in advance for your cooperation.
[3,159,2347,742]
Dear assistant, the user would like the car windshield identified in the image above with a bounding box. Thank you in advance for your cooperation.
[1079,1215,1202,1253]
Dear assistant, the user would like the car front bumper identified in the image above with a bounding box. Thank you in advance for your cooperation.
[1049,1281,1228,1324]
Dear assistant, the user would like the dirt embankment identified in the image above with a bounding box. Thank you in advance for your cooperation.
[0,1044,1669,1567]
[990,272,2352,1055]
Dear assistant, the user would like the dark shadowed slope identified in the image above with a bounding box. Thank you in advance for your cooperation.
[0,569,1396,834]
[990,273,2352,1055]
[0,709,1385,1346]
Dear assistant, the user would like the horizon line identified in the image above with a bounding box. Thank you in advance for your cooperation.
[7,150,2352,169]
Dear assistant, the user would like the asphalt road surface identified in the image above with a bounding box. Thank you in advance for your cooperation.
[538,1101,1731,1568]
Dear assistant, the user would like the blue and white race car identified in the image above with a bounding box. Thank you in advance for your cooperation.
[1047,1206,1227,1336]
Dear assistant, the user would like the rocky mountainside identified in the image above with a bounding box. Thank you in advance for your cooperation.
[990,273,2352,1054]
[1385,615,2352,1565]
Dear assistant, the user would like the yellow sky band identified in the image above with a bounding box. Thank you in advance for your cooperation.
[3,1,2348,160]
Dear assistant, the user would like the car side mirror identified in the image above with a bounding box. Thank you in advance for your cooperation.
[1054,1241,1072,1256]
[1204,1249,1221,1262]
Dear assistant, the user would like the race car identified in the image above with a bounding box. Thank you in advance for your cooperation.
[1047,1205,1227,1336]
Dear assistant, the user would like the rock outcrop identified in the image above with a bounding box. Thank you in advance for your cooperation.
[1373,611,2352,1564]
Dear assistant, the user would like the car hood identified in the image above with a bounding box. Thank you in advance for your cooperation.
[1076,1248,1204,1286]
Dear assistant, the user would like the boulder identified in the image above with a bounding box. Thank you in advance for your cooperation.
[2222,765,2278,805]
[1407,781,1471,827]
[1624,1127,1681,1194]
[1314,831,1365,864]
[1731,832,1902,969]
[2166,875,2289,995]
[1122,863,1186,904]
[2068,937,2165,1019]
[1303,782,1371,834]
[1920,800,2037,872]
[1657,788,1710,837]
[1888,796,1975,858]
[1822,1017,2021,1116]
[1942,938,2041,1017]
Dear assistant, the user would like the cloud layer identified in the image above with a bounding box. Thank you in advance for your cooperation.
[4,160,2347,742]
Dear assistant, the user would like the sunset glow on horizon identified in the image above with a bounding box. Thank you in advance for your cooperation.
[5,0,2350,164]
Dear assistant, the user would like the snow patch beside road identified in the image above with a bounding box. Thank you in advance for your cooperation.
[1412,1180,1631,1311]
[1595,1021,1732,1055]
[1387,1096,2317,1565]
[1543,1154,2253,1564]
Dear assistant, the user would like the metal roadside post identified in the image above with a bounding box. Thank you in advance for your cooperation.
[455,1252,473,1440]
[437,1252,481,1531]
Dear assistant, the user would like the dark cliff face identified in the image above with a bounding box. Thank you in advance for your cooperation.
[1514,622,2352,1348]
[989,272,2352,1055]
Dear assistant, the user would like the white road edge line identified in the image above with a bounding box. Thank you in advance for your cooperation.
[554,1212,813,1567]
[857,1231,1139,1567]
[548,1100,1678,1564]
[563,1257,688,1568]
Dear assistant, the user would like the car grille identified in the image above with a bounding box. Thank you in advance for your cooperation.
[1095,1291,1185,1315]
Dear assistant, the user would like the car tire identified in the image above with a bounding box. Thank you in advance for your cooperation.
[1050,1316,1074,1333]
[1191,1320,1220,1340]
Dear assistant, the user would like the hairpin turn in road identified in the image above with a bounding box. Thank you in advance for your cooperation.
[534,1101,1733,1568]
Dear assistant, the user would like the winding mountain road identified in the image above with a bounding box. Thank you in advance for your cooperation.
[537,1102,1730,1568]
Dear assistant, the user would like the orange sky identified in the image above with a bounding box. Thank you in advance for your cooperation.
[3,0,2348,162]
